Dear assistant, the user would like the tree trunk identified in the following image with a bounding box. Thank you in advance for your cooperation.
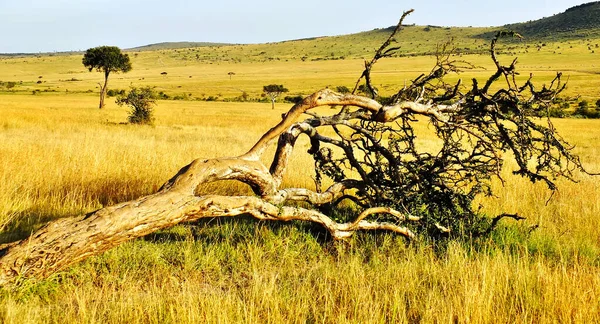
[271,98,275,109]
[99,71,110,109]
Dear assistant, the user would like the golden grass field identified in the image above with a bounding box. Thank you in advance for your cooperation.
[1,36,600,322]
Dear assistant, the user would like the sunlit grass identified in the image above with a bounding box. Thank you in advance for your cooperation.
[1,33,599,102]
[0,90,599,322]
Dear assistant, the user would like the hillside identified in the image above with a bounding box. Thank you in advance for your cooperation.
[4,3,600,59]
[117,3,600,62]
[479,1,600,40]
[129,42,231,51]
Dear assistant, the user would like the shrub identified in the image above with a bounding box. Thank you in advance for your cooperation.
[284,95,304,104]
[357,84,376,97]
[116,87,156,125]
[335,86,351,93]
[157,91,170,100]
[575,100,589,116]
[107,89,125,97]
[548,105,568,118]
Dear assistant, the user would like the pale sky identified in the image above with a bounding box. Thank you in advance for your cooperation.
[0,0,592,53]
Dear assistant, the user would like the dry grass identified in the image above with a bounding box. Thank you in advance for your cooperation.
[0,90,599,322]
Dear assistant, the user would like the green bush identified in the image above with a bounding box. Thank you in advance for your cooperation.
[157,91,170,100]
[116,87,157,125]
[284,95,304,104]
[107,89,125,97]
[335,86,351,93]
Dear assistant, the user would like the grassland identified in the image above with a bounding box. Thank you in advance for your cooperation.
[0,92,599,322]
[1,32,599,107]
[1,22,600,322]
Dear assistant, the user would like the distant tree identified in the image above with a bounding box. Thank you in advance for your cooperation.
[263,84,288,109]
[82,46,132,109]
[596,98,600,109]
[228,72,236,80]
[116,87,156,125]
[5,81,16,90]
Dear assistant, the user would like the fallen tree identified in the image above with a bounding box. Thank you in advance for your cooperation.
[0,11,594,286]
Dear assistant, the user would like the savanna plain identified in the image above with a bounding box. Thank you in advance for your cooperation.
[1,25,600,323]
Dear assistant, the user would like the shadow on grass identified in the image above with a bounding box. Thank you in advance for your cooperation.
[0,209,63,245]
[188,215,333,246]
[0,177,157,245]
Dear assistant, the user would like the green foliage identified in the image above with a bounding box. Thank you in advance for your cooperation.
[335,85,351,94]
[116,87,157,125]
[284,95,304,104]
[263,84,289,109]
[82,46,132,75]
[262,84,288,94]
[574,99,600,118]
[106,89,126,97]
[157,91,170,100]
[548,105,568,118]
[357,84,376,97]
[0,81,17,90]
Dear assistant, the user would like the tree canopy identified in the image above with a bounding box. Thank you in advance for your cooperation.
[263,84,289,109]
[82,46,132,74]
[82,46,132,108]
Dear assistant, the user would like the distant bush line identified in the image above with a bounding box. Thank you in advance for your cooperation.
[90,88,600,118]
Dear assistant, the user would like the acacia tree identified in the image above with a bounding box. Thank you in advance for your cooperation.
[0,10,595,286]
[263,84,288,109]
[83,46,132,109]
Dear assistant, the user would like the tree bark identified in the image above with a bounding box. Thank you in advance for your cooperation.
[99,70,110,109]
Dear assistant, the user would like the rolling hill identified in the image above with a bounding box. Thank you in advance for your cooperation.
[128,42,231,51]
[478,1,600,40]
[118,2,600,61]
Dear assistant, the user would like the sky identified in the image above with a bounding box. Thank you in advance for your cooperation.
[0,0,593,53]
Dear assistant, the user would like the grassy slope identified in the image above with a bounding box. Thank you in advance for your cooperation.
[1,40,599,101]
[480,1,600,40]
[1,11,599,103]
[129,42,231,51]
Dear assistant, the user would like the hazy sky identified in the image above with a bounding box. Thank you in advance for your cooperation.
[0,0,592,53]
